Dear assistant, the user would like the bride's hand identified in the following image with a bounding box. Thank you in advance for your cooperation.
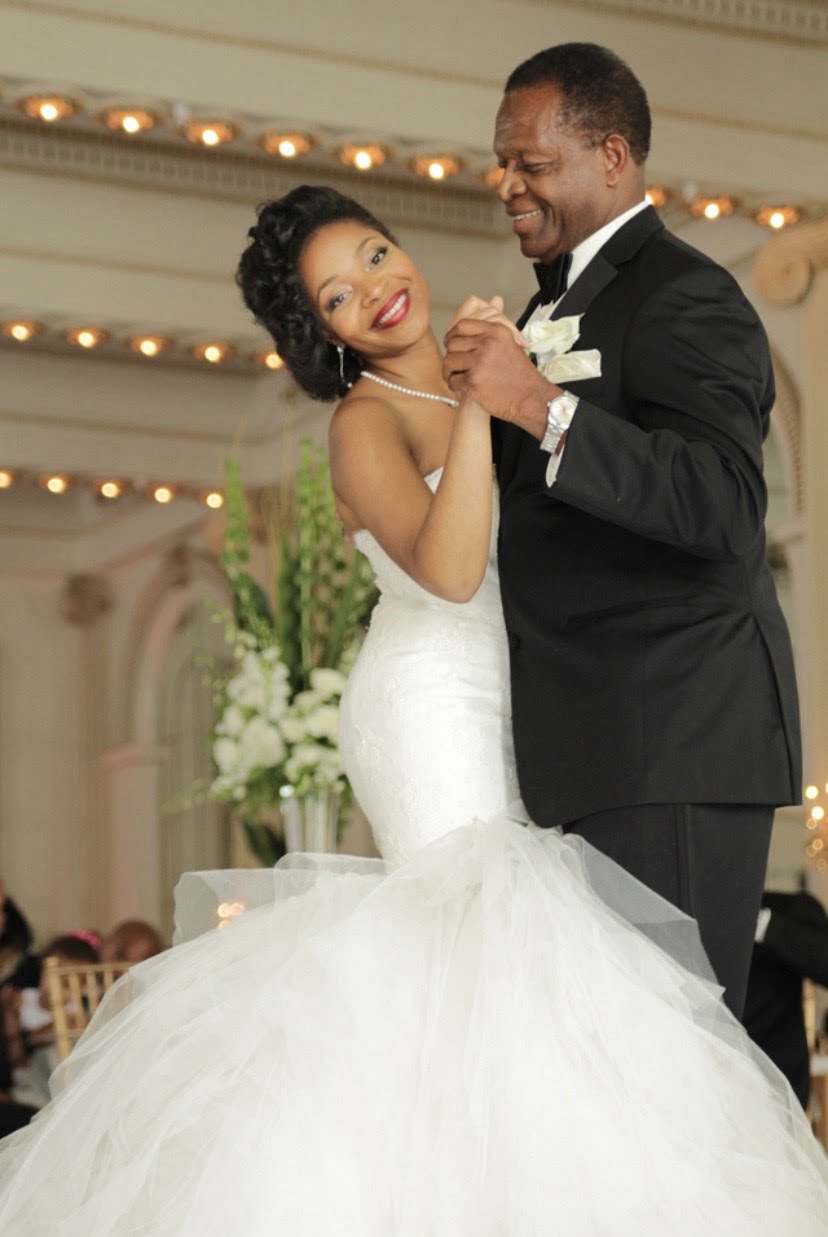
[445,295,526,350]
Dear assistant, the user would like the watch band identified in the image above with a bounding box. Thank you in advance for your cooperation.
[541,392,579,456]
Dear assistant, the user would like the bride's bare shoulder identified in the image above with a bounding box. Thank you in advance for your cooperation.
[329,391,406,461]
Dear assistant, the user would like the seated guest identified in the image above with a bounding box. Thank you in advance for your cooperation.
[5,932,101,1109]
[744,889,828,1109]
[0,881,39,991]
[0,883,41,1132]
[100,919,165,964]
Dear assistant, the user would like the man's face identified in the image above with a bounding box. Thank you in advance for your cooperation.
[494,86,616,264]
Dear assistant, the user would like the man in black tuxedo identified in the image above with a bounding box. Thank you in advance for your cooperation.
[745,890,828,1107]
[444,43,801,1017]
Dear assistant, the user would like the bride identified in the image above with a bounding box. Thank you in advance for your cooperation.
[0,185,825,1234]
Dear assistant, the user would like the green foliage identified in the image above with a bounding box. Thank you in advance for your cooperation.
[221,458,277,647]
[210,443,378,865]
[241,817,287,867]
[263,440,378,689]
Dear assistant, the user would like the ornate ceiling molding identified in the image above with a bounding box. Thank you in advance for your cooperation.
[0,114,506,238]
[520,0,828,45]
[753,216,828,306]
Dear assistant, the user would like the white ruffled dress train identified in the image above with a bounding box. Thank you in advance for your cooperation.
[0,470,825,1233]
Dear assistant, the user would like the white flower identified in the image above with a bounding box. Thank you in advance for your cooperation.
[217,704,245,737]
[213,736,239,774]
[241,650,266,679]
[338,640,361,673]
[310,668,347,697]
[293,689,323,714]
[237,717,285,772]
[525,314,583,359]
[227,669,266,712]
[285,742,324,778]
[539,349,602,384]
[210,771,237,797]
[267,697,289,724]
[281,716,309,744]
[304,705,340,742]
[319,747,344,776]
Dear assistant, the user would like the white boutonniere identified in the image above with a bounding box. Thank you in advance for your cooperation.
[524,313,602,385]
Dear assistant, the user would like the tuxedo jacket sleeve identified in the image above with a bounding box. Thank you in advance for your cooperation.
[552,262,773,562]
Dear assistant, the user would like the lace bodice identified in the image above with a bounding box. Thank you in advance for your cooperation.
[340,467,519,866]
[351,468,503,624]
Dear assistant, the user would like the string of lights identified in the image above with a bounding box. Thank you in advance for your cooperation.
[0,467,225,510]
[0,319,284,371]
[0,79,812,230]
[804,783,828,871]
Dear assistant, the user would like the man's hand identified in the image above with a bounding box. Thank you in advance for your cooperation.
[443,298,560,436]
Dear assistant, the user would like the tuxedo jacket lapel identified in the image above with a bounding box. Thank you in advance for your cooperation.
[550,252,616,321]
[534,205,666,325]
[517,294,543,331]
[498,207,665,482]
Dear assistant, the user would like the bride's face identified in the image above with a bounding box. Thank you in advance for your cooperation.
[299,220,431,361]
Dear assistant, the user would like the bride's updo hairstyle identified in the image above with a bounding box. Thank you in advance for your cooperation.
[236,185,398,401]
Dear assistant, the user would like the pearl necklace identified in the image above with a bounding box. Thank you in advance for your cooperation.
[359,369,459,408]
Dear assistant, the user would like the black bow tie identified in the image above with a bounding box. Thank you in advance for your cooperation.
[534,253,572,304]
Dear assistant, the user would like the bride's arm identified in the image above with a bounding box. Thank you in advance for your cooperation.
[329,395,493,604]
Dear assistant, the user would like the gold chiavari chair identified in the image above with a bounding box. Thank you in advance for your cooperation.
[804,978,828,1150]
[43,957,132,1062]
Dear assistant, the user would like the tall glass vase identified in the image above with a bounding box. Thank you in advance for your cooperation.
[279,786,340,854]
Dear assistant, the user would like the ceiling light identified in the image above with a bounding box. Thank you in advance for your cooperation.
[152,485,174,504]
[203,490,224,509]
[690,195,734,221]
[67,328,104,349]
[99,480,123,499]
[645,186,668,209]
[193,342,230,364]
[340,143,387,172]
[184,120,237,147]
[103,106,158,135]
[0,470,14,489]
[413,154,460,181]
[1,321,40,343]
[260,132,312,159]
[262,350,284,370]
[755,205,800,231]
[43,474,69,494]
[20,94,78,123]
[481,165,505,188]
[131,335,167,358]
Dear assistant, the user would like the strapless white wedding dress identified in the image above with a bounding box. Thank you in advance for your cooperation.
[0,470,826,1235]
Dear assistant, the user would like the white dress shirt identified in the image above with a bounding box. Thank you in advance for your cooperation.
[530,198,649,484]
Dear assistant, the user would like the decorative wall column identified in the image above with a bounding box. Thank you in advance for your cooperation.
[60,572,113,929]
[755,220,828,771]
[101,743,168,929]
[755,219,828,900]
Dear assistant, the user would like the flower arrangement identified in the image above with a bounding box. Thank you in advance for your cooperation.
[209,443,377,864]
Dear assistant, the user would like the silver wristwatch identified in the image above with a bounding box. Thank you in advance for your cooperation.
[540,391,579,456]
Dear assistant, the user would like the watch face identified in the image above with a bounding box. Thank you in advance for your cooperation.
[549,393,577,428]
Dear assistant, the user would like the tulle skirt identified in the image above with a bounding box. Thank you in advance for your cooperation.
[0,813,826,1235]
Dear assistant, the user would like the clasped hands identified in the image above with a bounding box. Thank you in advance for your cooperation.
[442,296,562,432]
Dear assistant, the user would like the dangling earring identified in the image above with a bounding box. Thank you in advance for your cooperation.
[337,344,352,390]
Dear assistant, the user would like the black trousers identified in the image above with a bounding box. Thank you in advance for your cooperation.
[562,803,775,1019]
